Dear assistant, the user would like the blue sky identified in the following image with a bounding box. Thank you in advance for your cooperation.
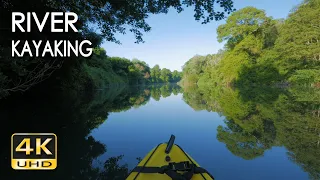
[101,0,302,71]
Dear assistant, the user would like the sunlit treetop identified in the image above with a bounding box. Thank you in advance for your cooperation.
[217,7,272,49]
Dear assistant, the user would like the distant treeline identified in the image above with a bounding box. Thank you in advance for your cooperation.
[87,47,182,86]
[0,44,182,98]
[181,0,320,87]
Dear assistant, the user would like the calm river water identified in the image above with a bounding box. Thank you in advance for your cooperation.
[1,84,319,180]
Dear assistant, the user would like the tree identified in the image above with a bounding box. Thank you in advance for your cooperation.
[160,68,172,82]
[172,70,182,82]
[217,7,272,50]
[150,65,161,83]
[275,0,320,75]
[215,7,275,84]
[128,64,141,84]
[132,59,151,83]
[181,55,207,84]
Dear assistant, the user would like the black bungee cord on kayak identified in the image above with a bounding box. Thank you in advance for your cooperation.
[131,135,215,180]
[132,161,213,180]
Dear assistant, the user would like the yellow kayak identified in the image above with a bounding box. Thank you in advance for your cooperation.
[126,135,214,180]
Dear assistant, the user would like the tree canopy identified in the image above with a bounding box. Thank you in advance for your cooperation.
[181,0,320,87]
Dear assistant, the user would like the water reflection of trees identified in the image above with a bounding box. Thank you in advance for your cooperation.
[150,84,183,101]
[0,84,181,180]
[182,85,320,179]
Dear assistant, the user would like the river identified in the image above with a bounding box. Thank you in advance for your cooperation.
[1,84,319,180]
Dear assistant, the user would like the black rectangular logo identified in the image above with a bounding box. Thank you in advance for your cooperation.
[11,133,57,170]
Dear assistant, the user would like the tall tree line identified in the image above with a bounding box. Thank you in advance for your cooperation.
[181,0,320,87]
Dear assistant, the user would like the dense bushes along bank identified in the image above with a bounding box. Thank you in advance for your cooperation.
[1,45,182,99]
[62,47,183,95]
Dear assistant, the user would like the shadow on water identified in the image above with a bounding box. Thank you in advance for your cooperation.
[182,84,320,180]
[0,83,182,180]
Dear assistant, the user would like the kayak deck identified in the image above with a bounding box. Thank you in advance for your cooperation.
[126,142,214,180]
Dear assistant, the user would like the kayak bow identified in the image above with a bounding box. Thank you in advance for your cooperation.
[126,135,214,180]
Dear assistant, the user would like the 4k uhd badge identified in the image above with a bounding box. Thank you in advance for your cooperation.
[11,133,57,170]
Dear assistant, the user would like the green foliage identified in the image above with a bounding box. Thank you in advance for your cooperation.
[57,47,183,92]
[217,7,272,50]
[181,54,220,85]
[235,64,282,85]
[288,69,320,85]
[160,68,172,82]
[150,65,182,83]
[150,65,161,83]
[181,1,320,87]
[182,7,276,86]
[275,0,320,75]
[172,70,182,82]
